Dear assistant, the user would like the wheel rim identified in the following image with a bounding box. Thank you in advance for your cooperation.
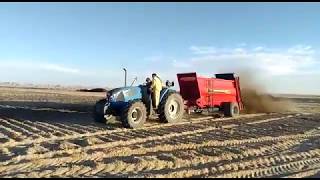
[131,107,142,123]
[233,106,239,115]
[168,99,180,119]
[105,114,113,120]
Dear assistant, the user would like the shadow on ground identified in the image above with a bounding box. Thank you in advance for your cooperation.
[0,101,221,129]
[0,101,123,129]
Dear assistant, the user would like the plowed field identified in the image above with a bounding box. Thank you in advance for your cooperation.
[0,87,319,178]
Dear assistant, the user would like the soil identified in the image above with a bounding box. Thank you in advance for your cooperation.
[0,87,319,178]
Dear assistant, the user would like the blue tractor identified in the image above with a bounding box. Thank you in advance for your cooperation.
[93,70,185,129]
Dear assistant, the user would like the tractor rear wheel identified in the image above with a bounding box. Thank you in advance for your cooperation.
[94,99,107,123]
[223,102,240,117]
[121,101,147,129]
[159,92,184,123]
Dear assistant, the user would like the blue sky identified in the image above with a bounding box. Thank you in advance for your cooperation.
[0,3,319,94]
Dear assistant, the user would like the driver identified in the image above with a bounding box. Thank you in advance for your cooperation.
[151,73,163,109]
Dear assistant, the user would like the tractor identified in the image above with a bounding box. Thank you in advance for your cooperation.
[93,69,184,129]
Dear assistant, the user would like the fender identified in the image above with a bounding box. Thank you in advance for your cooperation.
[159,88,175,102]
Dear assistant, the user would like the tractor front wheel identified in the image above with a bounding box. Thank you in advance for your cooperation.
[121,101,147,129]
[94,99,107,123]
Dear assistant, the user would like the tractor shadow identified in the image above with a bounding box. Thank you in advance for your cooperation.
[0,101,123,129]
[0,101,221,131]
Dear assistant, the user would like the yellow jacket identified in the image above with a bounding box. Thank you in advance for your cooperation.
[151,76,162,92]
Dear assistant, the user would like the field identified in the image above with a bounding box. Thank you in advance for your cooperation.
[0,87,320,178]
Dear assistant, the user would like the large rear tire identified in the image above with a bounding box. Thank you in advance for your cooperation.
[159,92,184,123]
[223,102,240,117]
[121,101,147,129]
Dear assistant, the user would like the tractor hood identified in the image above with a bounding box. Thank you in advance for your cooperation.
[107,86,143,102]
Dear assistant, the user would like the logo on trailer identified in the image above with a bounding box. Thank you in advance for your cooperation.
[207,89,231,94]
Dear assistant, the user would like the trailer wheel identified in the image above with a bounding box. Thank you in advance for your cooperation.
[121,101,147,129]
[223,102,240,117]
[195,109,203,114]
[159,93,184,123]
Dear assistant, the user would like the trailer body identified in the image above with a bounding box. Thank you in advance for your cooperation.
[177,72,244,112]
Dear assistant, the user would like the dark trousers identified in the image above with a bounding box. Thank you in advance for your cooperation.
[147,93,153,116]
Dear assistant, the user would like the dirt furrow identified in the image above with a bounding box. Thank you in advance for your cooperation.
[284,167,320,178]
[22,120,66,137]
[0,123,25,142]
[1,121,319,177]
[147,149,320,178]
[52,123,90,134]
[35,121,79,135]
[0,131,10,140]
[0,113,284,149]
[0,125,225,166]
[69,124,104,133]
[4,118,51,138]
[0,119,39,138]
[211,157,320,178]
[4,140,317,178]
[0,115,315,167]
[1,110,318,178]
[0,131,315,177]
[0,139,287,174]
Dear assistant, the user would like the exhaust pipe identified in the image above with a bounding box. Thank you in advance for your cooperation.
[123,68,127,87]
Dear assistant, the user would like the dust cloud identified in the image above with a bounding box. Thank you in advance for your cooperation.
[237,70,294,113]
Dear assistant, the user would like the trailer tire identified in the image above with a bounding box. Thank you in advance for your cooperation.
[223,102,240,117]
[159,92,184,123]
[195,109,203,114]
[121,101,147,129]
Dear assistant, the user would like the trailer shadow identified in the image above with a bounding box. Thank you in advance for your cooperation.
[0,101,123,129]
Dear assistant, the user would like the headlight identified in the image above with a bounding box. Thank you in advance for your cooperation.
[107,90,124,102]
[109,95,115,102]
[109,91,119,102]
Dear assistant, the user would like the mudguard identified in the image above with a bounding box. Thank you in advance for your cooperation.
[160,88,176,102]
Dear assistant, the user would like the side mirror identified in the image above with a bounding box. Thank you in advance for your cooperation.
[130,77,138,87]
[166,81,174,87]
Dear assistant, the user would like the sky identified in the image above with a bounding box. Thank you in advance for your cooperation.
[0,2,319,95]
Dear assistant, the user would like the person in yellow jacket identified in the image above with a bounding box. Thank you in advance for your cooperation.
[151,73,163,109]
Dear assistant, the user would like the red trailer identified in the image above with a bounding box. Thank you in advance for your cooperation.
[177,72,244,117]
